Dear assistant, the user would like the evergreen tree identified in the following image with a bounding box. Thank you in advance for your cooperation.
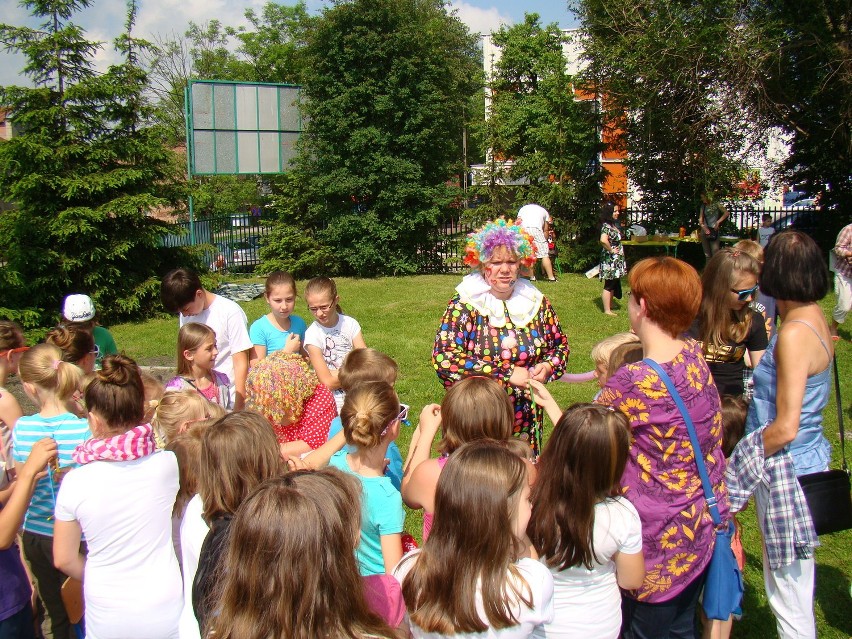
[287,0,482,276]
[0,0,186,325]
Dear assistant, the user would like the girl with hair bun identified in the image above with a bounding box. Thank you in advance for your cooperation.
[52,354,182,639]
[329,380,405,576]
[46,324,97,374]
[13,343,90,639]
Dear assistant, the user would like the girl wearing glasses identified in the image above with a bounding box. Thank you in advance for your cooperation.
[687,248,768,398]
[303,277,367,413]
[329,380,405,576]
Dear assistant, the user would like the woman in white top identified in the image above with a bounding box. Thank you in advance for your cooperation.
[527,403,644,639]
[395,439,554,638]
[54,355,182,639]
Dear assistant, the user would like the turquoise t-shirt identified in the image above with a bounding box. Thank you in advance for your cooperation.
[248,314,307,355]
[329,450,404,576]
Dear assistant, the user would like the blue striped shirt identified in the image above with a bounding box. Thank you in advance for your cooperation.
[12,413,91,537]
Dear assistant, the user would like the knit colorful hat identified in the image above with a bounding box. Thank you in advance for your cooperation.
[463,218,536,269]
[246,351,318,426]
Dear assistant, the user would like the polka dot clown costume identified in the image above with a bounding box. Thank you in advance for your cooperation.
[432,218,570,456]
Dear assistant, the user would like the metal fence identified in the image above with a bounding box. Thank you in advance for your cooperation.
[162,213,475,274]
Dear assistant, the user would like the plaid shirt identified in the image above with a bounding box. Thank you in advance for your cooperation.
[834,223,852,278]
[726,427,817,570]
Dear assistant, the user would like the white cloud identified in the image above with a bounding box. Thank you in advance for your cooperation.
[448,0,512,37]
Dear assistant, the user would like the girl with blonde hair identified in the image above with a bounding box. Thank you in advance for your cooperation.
[396,439,554,637]
[152,389,226,445]
[0,321,26,498]
[208,469,401,639]
[13,343,89,639]
[166,322,233,409]
[329,380,405,575]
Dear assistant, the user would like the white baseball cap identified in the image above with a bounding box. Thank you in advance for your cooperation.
[62,294,96,322]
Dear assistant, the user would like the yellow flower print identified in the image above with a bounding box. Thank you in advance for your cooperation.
[623,397,650,424]
[639,565,672,599]
[637,373,668,400]
[660,525,681,550]
[636,453,653,482]
[597,388,623,405]
[685,363,704,390]
[667,552,697,576]
[660,468,688,491]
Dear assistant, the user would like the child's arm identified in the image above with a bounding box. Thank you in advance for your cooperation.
[250,344,267,367]
[528,380,563,426]
[279,440,312,459]
[0,392,23,439]
[306,345,341,391]
[299,430,347,469]
[232,349,249,410]
[381,533,403,574]
[402,459,441,512]
[0,437,57,550]
[401,404,441,491]
[53,519,85,580]
[614,549,645,590]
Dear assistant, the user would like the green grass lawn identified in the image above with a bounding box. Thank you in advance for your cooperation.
[111,272,852,638]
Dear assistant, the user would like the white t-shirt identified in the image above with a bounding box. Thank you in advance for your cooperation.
[394,551,554,639]
[179,295,251,402]
[178,494,209,639]
[303,314,363,371]
[55,451,182,639]
[516,204,551,231]
[532,497,642,639]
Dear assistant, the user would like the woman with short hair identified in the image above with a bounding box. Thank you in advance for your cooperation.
[597,256,729,638]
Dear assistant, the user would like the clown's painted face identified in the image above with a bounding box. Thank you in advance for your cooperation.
[483,246,521,299]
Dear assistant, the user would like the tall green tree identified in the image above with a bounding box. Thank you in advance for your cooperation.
[285,0,482,276]
[726,0,852,215]
[477,15,600,265]
[0,0,186,325]
[573,0,755,227]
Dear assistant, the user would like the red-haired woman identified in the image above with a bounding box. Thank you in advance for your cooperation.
[597,257,729,638]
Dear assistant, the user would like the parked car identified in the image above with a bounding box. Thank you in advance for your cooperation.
[231,237,261,269]
[790,198,819,209]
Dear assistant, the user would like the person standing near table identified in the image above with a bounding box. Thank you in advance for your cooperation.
[699,193,729,260]
[599,202,627,316]
[516,203,558,282]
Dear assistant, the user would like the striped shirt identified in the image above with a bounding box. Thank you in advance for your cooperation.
[12,413,91,537]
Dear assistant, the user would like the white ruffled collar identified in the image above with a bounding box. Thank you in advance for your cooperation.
[455,273,543,327]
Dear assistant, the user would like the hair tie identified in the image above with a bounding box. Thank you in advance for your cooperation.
[52,359,62,370]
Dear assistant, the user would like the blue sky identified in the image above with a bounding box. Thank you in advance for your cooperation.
[0,0,579,87]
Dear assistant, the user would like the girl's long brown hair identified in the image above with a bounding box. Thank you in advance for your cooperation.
[528,403,630,570]
[400,439,531,633]
[207,469,399,639]
[698,249,760,347]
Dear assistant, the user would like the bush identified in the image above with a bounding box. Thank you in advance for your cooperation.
[258,223,337,279]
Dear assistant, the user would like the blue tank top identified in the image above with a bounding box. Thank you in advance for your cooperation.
[746,319,831,476]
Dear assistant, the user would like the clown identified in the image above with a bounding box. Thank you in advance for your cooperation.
[432,218,570,456]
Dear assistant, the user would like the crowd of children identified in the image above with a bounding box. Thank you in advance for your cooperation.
[0,228,815,639]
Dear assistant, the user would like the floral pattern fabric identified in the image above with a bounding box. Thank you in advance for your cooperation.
[599,222,627,280]
[433,292,569,456]
[596,339,729,603]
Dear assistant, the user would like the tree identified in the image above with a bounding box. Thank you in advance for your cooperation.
[573,0,756,227]
[0,0,187,325]
[284,0,482,276]
[726,0,852,216]
[477,15,600,267]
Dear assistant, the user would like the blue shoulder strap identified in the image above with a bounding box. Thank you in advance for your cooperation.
[643,358,722,526]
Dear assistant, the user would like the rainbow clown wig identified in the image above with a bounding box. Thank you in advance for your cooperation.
[463,218,536,269]
[246,351,318,426]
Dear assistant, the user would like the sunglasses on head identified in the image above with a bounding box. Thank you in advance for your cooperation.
[0,346,29,357]
[731,285,759,301]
